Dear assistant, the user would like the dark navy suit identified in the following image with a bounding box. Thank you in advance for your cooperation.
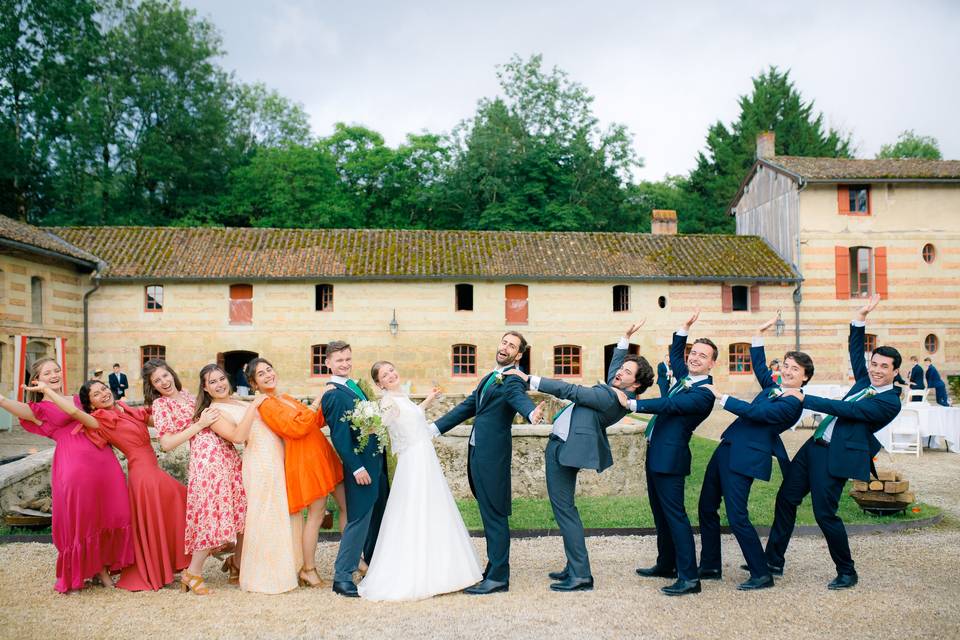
[534,342,631,579]
[926,364,950,406]
[698,343,798,579]
[323,381,390,582]
[765,323,901,576]
[434,365,536,582]
[908,364,925,390]
[656,361,670,397]
[631,332,715,581]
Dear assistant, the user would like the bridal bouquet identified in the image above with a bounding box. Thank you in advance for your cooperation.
[342,399,390,455]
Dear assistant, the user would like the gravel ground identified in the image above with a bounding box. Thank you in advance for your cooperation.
[2,414,958,640]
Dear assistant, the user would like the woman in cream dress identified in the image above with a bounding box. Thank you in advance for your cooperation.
[199,364,302,594]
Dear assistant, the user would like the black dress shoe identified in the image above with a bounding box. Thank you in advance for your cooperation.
[737,575,775,591]
[740,563,783,576]
[464,578,509,595]
[548,569,569,581]
[698,568,722,580]
[661,579,701,596]
[332,580,359,597]
[827,573,858,590]
[636,565,678,578]
[550,576,594,592]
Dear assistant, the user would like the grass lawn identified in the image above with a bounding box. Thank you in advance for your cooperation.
[456,435,940,530]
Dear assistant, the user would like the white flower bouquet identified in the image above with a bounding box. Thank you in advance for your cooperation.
[342,399,390,455]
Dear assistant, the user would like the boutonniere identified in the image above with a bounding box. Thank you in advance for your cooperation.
[681,377,692,391]
[495,372,504,385]
[768,387,784,398]
[865,388,876,397]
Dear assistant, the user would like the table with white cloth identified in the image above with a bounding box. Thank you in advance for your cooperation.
[794,384,849,429]
[875,404,960,453]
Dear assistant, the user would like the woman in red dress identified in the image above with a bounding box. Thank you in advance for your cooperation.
[146,360,247,585]
[77,379,197,593]
[1,359,132,592]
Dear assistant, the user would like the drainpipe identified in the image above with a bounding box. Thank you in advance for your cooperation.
[82,270,102,381]
[793,176,807,351]
[792,285,802,351]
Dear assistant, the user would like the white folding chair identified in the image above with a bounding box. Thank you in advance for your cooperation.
[907,388,929,403]
[888,409,922,457]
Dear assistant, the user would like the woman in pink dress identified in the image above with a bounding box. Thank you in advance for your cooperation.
[77,379,195,593]
[0,359,132,593]
[145,359,246,585]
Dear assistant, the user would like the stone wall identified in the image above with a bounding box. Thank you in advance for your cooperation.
[0,449,53,515]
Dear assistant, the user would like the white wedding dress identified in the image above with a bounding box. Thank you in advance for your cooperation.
[358,391,482,601]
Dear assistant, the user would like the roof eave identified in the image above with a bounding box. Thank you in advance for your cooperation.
[96,273,802,285]
[0,237,99,271]
[727,159,804,216]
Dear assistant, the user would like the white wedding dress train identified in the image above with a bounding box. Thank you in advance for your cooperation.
[358,391,482,601]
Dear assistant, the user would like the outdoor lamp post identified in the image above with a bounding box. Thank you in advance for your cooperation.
[775,310,785,337]
[389,309,399,336]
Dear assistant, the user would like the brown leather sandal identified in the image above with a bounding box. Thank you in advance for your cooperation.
[180,571,211,595]
[298,567,325,588]
[221,555,240,585]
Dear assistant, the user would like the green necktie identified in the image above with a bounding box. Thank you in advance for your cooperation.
[345,379,367,401]
[551,402,574,423]
[644,377,689,439]
[479,371,499,404]
[768,387,782,398]
[813,386,875,440]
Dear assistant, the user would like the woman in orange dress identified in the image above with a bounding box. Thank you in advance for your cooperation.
[245,357,345,587]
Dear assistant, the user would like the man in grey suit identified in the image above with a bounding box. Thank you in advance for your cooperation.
[507,322,654,591]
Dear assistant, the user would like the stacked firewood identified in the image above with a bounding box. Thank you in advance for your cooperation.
[850,469,914,512]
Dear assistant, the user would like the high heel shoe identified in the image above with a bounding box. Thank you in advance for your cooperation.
[220,555,240,585]
[298,567,325,588]
[180,571,211,595]
[321,509,334,530]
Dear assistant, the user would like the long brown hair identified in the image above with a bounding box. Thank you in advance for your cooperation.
[79,380,111,413]
[193,364,232,420]
[26,357,59,403]
[142,359,183,407]
[243,357,274,392]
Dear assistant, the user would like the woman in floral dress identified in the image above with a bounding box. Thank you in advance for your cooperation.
[146,359,247,585]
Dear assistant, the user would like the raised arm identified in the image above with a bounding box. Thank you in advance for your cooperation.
[22,382,99,429]
[0,392,39,424]
[670,310,699,380]
[850,295,880,383]
[750,314,780,390]
[608,320,645,384]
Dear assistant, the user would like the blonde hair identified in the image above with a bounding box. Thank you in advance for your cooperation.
[26,357,59,403]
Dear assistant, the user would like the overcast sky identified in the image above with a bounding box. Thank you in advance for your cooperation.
[181,0,959,181]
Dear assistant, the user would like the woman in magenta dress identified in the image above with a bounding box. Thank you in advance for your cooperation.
[77,379,196,593]
[145,359,246,586]
[0,358,132,593]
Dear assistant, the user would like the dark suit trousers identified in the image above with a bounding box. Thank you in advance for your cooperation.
[646,458,698,580]
[765,439,854,575]
[333,469,388,582]
[545,437,591,579]
[698,443,767,578]
[469,445,510,582]
[933,382,950,407]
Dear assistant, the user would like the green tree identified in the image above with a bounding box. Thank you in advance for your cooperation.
[877,130,942,160]
[686,66,852,233]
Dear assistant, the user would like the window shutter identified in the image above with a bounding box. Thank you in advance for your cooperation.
[835,246,850,299]
[837,186,849,213]
[750,285,760,312]
[505,284,528,323]
[875,246,888,299]
[721,284,733,313]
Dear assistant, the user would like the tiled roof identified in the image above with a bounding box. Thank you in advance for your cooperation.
[0,214,99,265]
[765,156,960,181]
[51,226,799,282]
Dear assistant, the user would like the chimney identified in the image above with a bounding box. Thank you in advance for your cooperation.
[756,131,775,159]
[651,209,677,235]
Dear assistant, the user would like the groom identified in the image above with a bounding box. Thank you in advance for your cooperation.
[322,340,390,598]
[431,331,544,594]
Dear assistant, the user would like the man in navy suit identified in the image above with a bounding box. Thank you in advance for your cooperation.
[615,310,717,596]
[924,357,950,406]
[771,295,902,590]
[431,332,544,595]
[323,341,390,597]
[697,314,810,591]
[656,355,671,396]
[508,321,655,592]
[108,363,128,399]
[908,356,925,393]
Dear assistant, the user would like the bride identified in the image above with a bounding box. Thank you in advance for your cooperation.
[358,361,482,601]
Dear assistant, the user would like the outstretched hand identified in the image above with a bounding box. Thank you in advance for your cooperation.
[702,383,722,399]
[611,386,630,409]
[781,388,804,401]
[682,309,701,331]
[856,294,881,321]
[624,319,646,340]
[530,401,546,424]
[21,381,52,396]
[502,369,529,383]
[758,311,781,334]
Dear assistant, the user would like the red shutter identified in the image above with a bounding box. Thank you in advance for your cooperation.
[505,284,528,324]
[721,285,733,313]
[837,186,849,214]
[835,246,850,299]
[750,285,760,312]
[875,246,888,299]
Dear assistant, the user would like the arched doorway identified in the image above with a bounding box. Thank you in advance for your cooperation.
[218,350,258,392]
[24,340,51,387]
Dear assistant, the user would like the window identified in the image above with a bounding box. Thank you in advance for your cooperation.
[315,284,334,311]
[553,345,582,377]
[311,344,330,376]
[924,334,939,354]
[732,286,749,311]
[452,344,477,376]
[505,284,528,324]
[140,344,166,369]
[864,333,877,354]
[722,284,759,312]
[729,343,752,374]
[657,295,667,309]
[849,247,872,298]
[229,284,253,325]
[838,185,870,215]
[145,285,163,311]
[30,276,43,324]
[613,285,630,312]
[455,284,474,311]
[922,244,936,264]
